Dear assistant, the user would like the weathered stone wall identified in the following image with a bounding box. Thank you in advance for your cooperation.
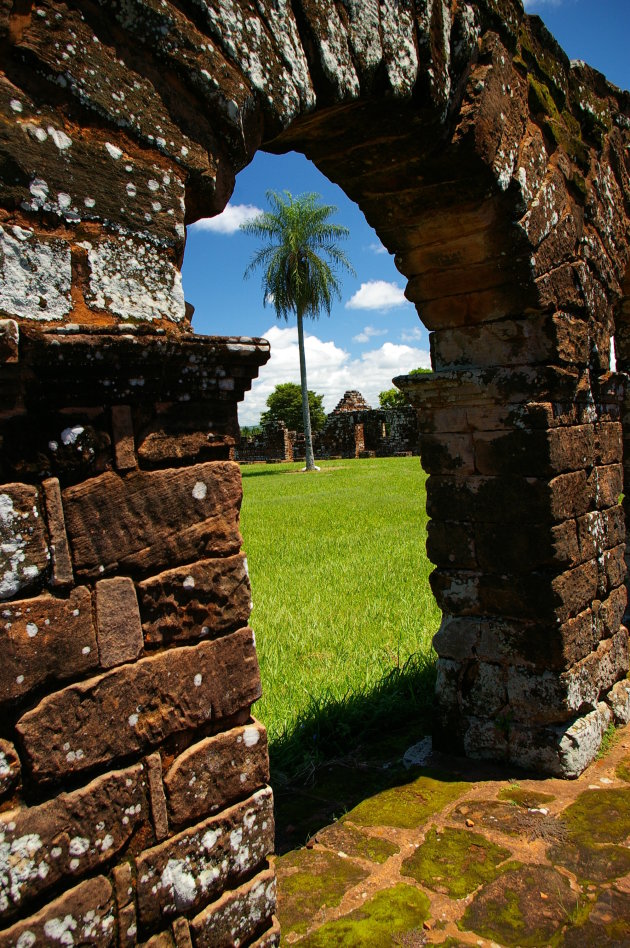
[2,0,630,940]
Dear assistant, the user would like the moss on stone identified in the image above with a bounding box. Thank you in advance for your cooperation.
[497,787,555,809]
[461,865,574,947]
[562,887,630,946]
[560,788,630,845]
[297,883,431,946]
[343,772,470,829]
[275,848,368,937]
[547,837,630,885]
[315,822,400,864]
[615,755,630,782]
[401,826,511,899]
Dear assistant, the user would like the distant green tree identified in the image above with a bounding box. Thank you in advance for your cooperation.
[241,190,354,470]
[378,367,431,409]
[261,382,326,433]
[240,424,263,438]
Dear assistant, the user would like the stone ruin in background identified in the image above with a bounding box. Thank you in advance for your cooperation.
[1,0,630,943]
[235,389,420,462]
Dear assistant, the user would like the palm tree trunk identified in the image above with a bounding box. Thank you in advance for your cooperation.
[296,309,316,471]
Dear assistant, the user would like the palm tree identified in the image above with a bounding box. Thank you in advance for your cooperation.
[241,190,354,471]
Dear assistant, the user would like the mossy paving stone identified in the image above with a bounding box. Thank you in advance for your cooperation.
[314,821,400,864]
[401,826,512,899]
[461,865,575,947]
[344,772,471,829]
[497,787,556,809]
[548,786,630,883]
[275,848,369,937]
[561,887,630,946]
[616,755,630,782]
[452,799,563,841]
[295,883,431,946]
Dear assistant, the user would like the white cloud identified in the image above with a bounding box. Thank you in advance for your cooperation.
[523,0,564,8]
[400,326,425,343]
[190,202,262,235]
[368,241,388,255]
[345,280,410,311]
[353,325,388,344]
[238,325,430,425]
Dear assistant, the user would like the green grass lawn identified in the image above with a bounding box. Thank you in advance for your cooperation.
[240,456,440,781]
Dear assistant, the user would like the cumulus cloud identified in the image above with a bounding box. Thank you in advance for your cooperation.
[238,325,430,425]
[190,202,262,235]
[523,0,564,8]
[345,280,410,311]
[400,326,425,343]
[368,241,388,255]
[353,325,388,344]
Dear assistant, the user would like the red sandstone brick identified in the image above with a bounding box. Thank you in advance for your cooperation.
[587,464,623,510]
[0,483,49,601]
[426,520,476,569]
[16,629,261,784]
[0,876,115,947]
[137,554,251,646]
[95,576,144,668]
[0,320,19,364]
[171,917,193,947]
[597,544,626,597]
[164,720,269,827]
[475,519,580,572]
[595,422,623,464]
[190,866,276,947]
[0,764,149,919]
[61,462,242,579]
[111,405,137,471]
[135,787,274,927]
[146,752,169,842]
[418,433,475,474]
[473,425,594,477]
[42,476,74,588]
[250,916,281,946]
[0,587,98,706]
[576,506,625,563]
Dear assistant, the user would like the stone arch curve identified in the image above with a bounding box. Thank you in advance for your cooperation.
[1,0,630,942]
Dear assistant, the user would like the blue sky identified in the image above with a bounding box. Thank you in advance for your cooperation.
[183,2,629,424]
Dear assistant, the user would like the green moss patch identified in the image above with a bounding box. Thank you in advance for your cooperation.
[461,865,574,947]
[275,849,368,937]
[560,788,630,845]
[297,883,430,947]
[344,773,470,829]
[562,887,630,946]
[548,837,630,885]
[497,787,555,809]
[401,826,511,899]
[615,755,630,782]
[315,822,400,864]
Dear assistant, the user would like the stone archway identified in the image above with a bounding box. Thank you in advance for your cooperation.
[1,0,630,943]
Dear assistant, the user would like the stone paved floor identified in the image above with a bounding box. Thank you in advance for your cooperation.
[274,724,630,946]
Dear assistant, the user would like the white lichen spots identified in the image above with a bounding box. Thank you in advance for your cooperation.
[240,773,247,783]
[85,236,185,323]
[147,179,160,192]
[160,858,197,910]
[26,622,38,638]
[0,225,72,322]
[105,142,123,160]
[61,426,84,446]
[128,713,139,728]
[229,828,243,851]
[201,829,218,851]
[82,645,91,655]
[69,858,79,871]
[152,201,162,212]
[69,836,90,857]
[9,99,23,113]
[126,183,137,198]
[29,179,49,204]
[0,831,43,913]
[51,847,62,859]
[193,674,202,688]
[182,575,195,589]
[65,749,84,763]
[16,932,37,948]
[47,127,72,150]
[99,833,114,851]
[44,915,78,943]
[84,196,96,208]
[192,481,207,501]
[381,0,419,96]
[243,727,260,748]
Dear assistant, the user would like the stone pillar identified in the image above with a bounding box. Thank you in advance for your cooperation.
[0,323,279,945]
[397,318,630,778]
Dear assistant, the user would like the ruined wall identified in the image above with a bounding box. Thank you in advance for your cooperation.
[2,0,630,941]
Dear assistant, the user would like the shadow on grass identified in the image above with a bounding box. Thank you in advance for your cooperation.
[269,651,438,853]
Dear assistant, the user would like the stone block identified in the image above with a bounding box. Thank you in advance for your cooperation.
[0,740,20,800]
[61,462,242,579]
[0,319,19,364]
[606,678,630,724]
[137,554,252,646]
[95,576,144,668]
[433,615,482,662]
[146,752,169,842]
[171,918,193,948]
[463,717,508,761]
[0,764,149,919]
[418,433,475,474]
[16,629,261,783]
[595,422,622,464]
[474,519,579,572]
[190,866,276,947]
[509,703,612,778]
[41,477,74,588]
[0,876,115,947]
[250,916,281,946]
[426,520,476,569]
[473,425,595,477]
[0,587,98,706]
[135,787,274,927]
[164,720,269,827]
[136,402,239,466]
[576,506,625,563]
[0,483,49,601]
[111,405,137,471]
[587,464,623,510]
[460,662,507,717]
[596,544,626,597]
